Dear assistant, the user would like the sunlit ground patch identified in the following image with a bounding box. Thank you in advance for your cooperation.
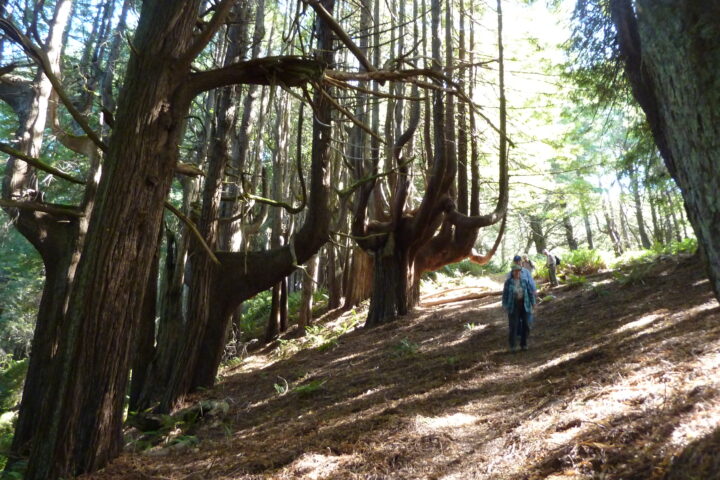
[414,412,478,434]
[287,452,359,479]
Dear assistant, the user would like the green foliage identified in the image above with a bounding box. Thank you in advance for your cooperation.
[392,338,419,358]
[271,308,364,361]
[293,379,326,397]
[0,355,25,470]
[0,229,44,358]
[273,378,289,395]
[304,324,338,351]
[239,291,273,338]
[274,376,326,397]
[168,434,199,448]
[562,248,606,275]
[613,263,653,286]
[564,274,588,289]
[612,238,697,270]
[239,288,329,341]
[652,238,697,255]
[125,406,206,452]
[589,283,610,297]
[0,411,17,472]
[0,356,27,412]
[422,259,507,291]
[539,294,556,303]
[534,262,549,282]
[463,322,481,330]
[445,355,459,367]
[612,249,656,268]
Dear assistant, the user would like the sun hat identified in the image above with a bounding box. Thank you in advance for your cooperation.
[511,264,522,271]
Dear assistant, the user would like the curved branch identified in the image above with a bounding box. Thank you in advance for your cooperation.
[337,156,414,198]
[0,143,85,185]
[390,87,421,228]
[316,81,385,145]
[302,0,376,74]
[0,18,107,152]
[0,198,83,217]
[163,201,220,265]
[188,56,324,96]
[326,69,514,148]
[48,93,99,157]
[467,212,507,265]
[440,0,510,231]
[180,0,235,65]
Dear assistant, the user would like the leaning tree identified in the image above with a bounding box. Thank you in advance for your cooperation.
[573,0,720,302]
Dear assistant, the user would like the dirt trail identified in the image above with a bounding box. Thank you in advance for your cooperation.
[86,255,720,479]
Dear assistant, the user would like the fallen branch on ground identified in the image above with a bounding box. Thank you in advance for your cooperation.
[421,290,502,307]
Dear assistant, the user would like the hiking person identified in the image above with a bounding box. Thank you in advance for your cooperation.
[521,254,535,274]
[544,249,558,287]
[508,255,536,290]
[502,264,536,352]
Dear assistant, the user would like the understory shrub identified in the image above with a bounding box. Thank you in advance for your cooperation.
[239,288,328,340]
[613,262,654,286]
[612,238,697,269]
[272,307,364,360]
[0,356,27,471]
[560,249,606,275]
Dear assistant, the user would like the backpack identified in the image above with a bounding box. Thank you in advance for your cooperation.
[555,255,561,266]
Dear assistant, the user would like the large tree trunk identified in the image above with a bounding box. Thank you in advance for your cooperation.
[366,235,411,327]
[343,247,373,309]
[1,0,78,466]
[24,3,212,477]
[611,0,720,301]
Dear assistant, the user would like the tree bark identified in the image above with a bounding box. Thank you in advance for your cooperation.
[611,0,720,301]
[298,254,320,331]
[631,166,652,248]
[343,247,373,309]
[366,235,410,326]
[160,0,334,405]
[24,3,230,477]
[1,0,79,467]
[129,236,160,412]
[530,215,546,254]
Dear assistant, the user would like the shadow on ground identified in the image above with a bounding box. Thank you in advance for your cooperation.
[85,255,720,480]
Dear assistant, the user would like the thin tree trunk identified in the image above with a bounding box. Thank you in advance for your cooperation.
[129,237,160,412]
[298,254,319,332]
[530,215,546,254]
[631,167,652,248]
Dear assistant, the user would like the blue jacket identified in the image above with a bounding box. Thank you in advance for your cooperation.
[502,275,536,315]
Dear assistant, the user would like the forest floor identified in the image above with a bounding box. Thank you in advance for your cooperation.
[85,253,720,480]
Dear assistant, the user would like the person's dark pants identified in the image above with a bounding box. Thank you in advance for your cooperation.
[548,264,558,286]
[508,299,530,350]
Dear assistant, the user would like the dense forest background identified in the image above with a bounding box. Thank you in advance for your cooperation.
[0,0,717,478]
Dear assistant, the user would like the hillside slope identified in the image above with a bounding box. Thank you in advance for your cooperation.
[86,254,720,480]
